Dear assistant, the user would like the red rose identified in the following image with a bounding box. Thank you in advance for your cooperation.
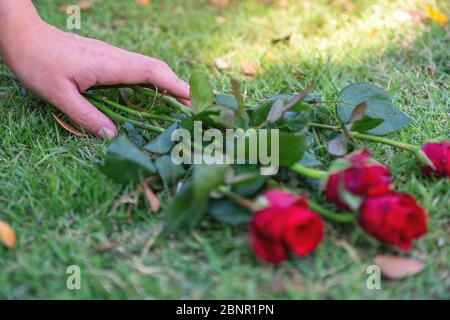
[420,141,450,178]
[325,149,392,210]
[249,190,324,264]
[358,192,427,250]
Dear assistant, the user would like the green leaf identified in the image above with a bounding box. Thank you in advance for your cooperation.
[123,123,145,148]
[250,98,281,127]
[100,136,156,184]
[337,83,410,136]
[164,182,209,233]
[279,132,307,166]
[209,200,251,225]
[351,116,384,132]
[143,123,179,154]
[250,91,320,127]
[277,108,312,132]
[209,107,236,128]
[231,165,266,196]
[190,70,214,115]
[298,151,321,167]
[155,155,186,186]
[215,94,238,110]
[193,164,228,200]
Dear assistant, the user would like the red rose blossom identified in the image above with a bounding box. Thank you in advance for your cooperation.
[325,149,392,210]
[420,141,450,178]
[249,190,324,264]
[358,192,427,250]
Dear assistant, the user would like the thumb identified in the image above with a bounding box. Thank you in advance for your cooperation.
[55,86,117,139]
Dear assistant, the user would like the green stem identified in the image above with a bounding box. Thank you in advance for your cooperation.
[134,85,192,116]
[290,163,328,180]
[308,201,356,224]
[308,123,419,152]
[217,186,254,210]
[87,94,178,123]
[87,98,164,133]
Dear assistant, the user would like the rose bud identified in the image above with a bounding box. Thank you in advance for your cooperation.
[249,190,324,264]
[325,149,392,210]
[358,192,427,250]
[420,141,450,178]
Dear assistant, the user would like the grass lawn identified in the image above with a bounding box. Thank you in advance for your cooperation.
[0,0,449,299]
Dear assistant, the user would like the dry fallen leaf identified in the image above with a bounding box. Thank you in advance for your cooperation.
[424,4,448,26]
[96,241,118,252]
[0,220,17,249]
[370,28,380,38]
[141,181,160,213]
[214,58,229,70]
[210,0,231,8]
[59,1,92,13]
[78,0,93,10]
[52,114,84,137]
[374,254,425,280]
[241,60,258,76]
[136,0,151,6]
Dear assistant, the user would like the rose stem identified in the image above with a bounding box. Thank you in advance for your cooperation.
[87,98,164,133]
[308,201,356,223]
[216,186,255,211]
[290,163,328,180]
[133,85,193,116]
[87,94,179,123]
[307,123,419,152]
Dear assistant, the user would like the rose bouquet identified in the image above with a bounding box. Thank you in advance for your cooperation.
[81,71,447,264]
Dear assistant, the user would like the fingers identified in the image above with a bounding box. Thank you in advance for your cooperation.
[55,84,117,139]
[177,98,191,107]
[95,48,190,101]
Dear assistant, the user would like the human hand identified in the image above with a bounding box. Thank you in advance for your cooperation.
[0,5,190,139]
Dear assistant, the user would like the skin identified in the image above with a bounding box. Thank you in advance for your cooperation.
[0,0,190,138]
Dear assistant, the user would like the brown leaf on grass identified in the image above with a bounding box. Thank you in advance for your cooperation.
[59,1,92,12]
[96,242,118,252]
[210,0,231,8]
[0,220,17,249]
[52,114,84,137]
[79,0,93,10]
[424,4,448,26]
[374,255,425,280]
[241,61,258,76]
[135,0,151,7]
[370,28,380,38]
[141,181,160,213]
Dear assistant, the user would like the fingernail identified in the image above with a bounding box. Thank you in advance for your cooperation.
[97,127,116,139]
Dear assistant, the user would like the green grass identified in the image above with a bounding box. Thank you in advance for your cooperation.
[0,0,449,299]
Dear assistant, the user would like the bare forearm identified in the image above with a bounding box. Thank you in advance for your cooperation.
[0,0,41,57]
